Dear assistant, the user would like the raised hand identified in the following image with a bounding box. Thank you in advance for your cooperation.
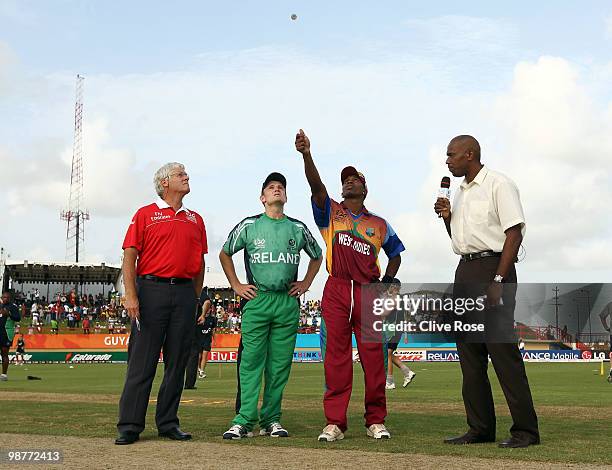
[295,129,311,155]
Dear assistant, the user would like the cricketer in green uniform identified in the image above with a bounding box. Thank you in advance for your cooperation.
[220,172,323,439]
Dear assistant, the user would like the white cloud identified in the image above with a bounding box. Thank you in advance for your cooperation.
[81,117,150,216]
[0,119,149,218]
[489,57,612,277]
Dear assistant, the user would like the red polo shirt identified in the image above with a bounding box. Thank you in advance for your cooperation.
[123,199,208,278]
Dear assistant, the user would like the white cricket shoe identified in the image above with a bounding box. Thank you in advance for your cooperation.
[0,374,7,381]
[367,423,391,439]
[402,371,416,387]
[222,424,253,440]
[318,424,344,442]
[385,381,396,390]
[259,422,289,437]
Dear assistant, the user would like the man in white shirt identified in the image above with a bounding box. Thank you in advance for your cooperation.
[434,135,540,448]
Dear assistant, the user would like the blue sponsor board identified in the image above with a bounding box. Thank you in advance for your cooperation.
[296,334,326,348]
[425,349,602,362]
[294,334,455,349]
[521,350,580,361]
[520,349,611,361]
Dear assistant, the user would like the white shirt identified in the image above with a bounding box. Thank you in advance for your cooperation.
[450,166,526,255]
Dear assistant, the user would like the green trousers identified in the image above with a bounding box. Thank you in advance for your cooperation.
[232,291,299,431]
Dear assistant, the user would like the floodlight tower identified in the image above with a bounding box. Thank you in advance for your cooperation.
[60,74,89,263]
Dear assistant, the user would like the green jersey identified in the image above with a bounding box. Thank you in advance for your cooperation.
[223,213,322,292]
[1,303,20,341]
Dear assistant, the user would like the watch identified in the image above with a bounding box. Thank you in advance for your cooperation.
[493,274,504,283]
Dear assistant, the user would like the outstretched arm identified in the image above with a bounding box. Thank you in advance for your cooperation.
[295,129,328,209]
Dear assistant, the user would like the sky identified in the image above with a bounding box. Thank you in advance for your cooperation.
[1,0,611,297]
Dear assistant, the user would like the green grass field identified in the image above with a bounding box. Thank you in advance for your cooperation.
[1,362,610,464]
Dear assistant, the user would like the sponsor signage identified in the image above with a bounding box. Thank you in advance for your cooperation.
[209,351,238,363]
[426,350,460,362]
[293,351,322,362]
[522,350,609,361]
[424,350,608,362]
[394,350,426,361]
[8,351,128,363]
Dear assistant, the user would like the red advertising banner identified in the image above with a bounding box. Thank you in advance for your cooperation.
[209,351,239,362]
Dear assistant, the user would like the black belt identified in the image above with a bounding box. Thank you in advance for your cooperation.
[139,274,192,285]
[460,251,501,262]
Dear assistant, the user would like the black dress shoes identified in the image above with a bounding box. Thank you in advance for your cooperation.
[115,431,140,445]
[158,428,192,441]
[444,432,495,445]
[498,436,540,448]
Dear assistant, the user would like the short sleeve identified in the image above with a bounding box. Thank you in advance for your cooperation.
[122,209,145,251]
[494,179,526,233]
[223,218,250,256]
[311,195,332,228]
[381,221,405,259]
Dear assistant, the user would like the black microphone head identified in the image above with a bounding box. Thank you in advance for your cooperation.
[440,176,451,188]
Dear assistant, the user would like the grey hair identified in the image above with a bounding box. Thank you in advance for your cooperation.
[154,162,185,197]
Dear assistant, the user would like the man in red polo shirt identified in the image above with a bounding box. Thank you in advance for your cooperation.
[115,162,207,445]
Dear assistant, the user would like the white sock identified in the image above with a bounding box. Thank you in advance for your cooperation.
[400,364,412,377]
[386,375,394,384]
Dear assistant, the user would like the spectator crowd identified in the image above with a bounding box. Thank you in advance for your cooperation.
[8,288,323,335]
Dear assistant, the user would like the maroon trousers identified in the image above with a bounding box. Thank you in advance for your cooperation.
[321,276,386,432]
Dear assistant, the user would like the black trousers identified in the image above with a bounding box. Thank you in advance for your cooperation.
[184,332,201,389]
[453,257,539,442]
[117,279,196,434]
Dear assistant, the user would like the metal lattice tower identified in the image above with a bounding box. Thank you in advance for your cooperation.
[60,74,89,262]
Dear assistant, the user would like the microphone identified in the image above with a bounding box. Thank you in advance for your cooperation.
[437,177,451,218]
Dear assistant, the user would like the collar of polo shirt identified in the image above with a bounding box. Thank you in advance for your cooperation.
[155,197,188,214]
[460,165,489,190]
